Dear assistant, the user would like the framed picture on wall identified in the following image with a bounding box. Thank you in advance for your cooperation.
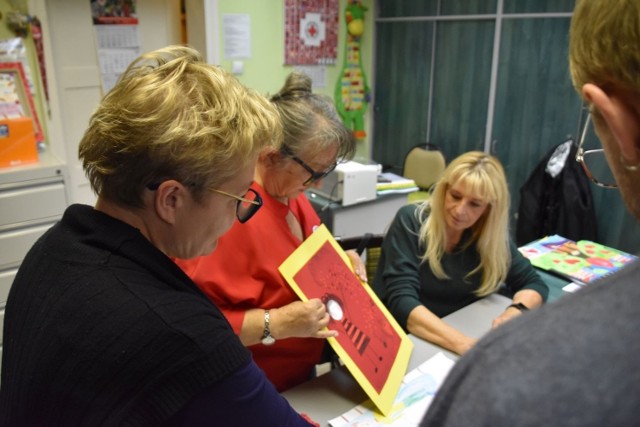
[0,61,44,142]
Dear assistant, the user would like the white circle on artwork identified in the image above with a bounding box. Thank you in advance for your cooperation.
[327,299,343,321]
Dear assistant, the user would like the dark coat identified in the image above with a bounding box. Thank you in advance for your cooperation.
[516,140,598,246]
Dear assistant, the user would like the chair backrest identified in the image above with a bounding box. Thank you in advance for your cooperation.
[402,144,446,191]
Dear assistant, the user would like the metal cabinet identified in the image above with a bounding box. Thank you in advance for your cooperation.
[0,158,68,372]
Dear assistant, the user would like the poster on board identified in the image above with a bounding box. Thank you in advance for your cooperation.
[279,224,413,416]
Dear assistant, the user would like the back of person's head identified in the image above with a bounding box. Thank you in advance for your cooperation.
[79,45,281,208]
[270,71,355,160]
[421,151,510,295]
[570,0,640,220]
[570,0,640,96]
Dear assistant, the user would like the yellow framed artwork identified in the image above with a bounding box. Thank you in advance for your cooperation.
[279,224,413,416]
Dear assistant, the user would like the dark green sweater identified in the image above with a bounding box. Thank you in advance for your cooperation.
[373,204,548,328]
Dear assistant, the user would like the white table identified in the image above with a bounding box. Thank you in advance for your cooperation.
[282,293,511,425]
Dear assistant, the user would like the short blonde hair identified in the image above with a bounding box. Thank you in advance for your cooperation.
[79,45,281,207]
[419,151,510,296]
[570,0,640,95]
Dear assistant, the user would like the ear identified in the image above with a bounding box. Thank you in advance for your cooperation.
[582,83,640,163]
[260,147,283,166]
[153,180,185,225]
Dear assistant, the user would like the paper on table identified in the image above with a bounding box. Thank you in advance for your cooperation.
[328,352,456,427]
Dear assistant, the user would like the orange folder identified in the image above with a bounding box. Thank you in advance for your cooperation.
[0,117,38,168]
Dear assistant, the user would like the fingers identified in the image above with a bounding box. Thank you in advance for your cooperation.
[345,250,368,282]
[314,329,339,339]
[305,300,339,338]
[354,265,368,282]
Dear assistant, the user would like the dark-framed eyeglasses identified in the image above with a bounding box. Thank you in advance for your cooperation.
[281,146,338,186]
[208,187,263,223]
[575,113,618,189]
[147,182,262,223]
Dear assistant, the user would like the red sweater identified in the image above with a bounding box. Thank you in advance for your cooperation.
[176,182,324,392]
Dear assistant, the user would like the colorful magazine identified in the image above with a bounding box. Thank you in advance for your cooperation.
[518,234,638,285]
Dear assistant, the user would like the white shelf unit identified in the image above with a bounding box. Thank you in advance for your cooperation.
[0,153,68,373]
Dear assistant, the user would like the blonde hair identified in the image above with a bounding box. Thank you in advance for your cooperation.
[270,71,355,160]
[418,151,510,296]
[79,45,281,207]
[569,0,640,95]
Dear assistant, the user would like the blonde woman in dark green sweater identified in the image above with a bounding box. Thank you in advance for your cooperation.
[373,151,548,355]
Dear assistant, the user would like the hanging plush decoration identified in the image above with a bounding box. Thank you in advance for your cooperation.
[335,0,370,140]
[5,10,30,38]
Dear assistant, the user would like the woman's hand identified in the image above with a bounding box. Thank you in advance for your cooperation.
[491,306,523,328]
[345,249,368,282]
[407,305,478,355]
[492,290,544,329]
[270,299,338,340]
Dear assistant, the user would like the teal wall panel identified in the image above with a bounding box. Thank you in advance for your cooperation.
[503,0,575,14]
[430,20,494,161]
[440,0,497,15]
[492,18,582,232]
[373,22,434,173]
[378,0,438,18]
[373,2,640,254]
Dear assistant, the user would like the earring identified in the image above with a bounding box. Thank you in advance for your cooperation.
[620,155,639,171]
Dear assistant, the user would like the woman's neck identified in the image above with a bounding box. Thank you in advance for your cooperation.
[445,229,463,253]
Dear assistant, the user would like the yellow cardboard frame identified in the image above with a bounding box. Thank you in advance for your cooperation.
[279,224,413,416]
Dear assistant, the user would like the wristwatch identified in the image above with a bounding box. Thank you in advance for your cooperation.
[261,309,276,345]
[507,302,529,312]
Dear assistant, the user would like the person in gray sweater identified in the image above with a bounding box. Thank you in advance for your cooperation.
[373,151,548,355]
[421,0,640,424]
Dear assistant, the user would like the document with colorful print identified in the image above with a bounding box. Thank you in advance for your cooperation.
[518,234,638,285]
[328,352,455,427]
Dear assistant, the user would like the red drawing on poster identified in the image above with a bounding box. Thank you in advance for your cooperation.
[293,241,401,392]
[279,225,412,416]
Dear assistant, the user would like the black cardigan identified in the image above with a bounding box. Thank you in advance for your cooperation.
[0,204,251,425]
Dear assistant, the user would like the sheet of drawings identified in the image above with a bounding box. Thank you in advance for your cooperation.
[279,224,413,415]
[329,352,455,427]
[292,240,401,392]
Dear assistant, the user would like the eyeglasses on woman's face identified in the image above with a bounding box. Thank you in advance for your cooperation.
[147,182,263,223]
[575,113,618,189]
[208,187,262,223]
[281,146,338,186]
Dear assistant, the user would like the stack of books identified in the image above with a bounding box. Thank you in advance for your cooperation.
[376,172,419,196]
[518,234,638,286]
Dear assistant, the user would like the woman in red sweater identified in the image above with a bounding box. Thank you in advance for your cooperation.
[175,71,365,392]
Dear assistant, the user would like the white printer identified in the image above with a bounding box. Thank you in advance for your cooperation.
[310,161,379,206]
